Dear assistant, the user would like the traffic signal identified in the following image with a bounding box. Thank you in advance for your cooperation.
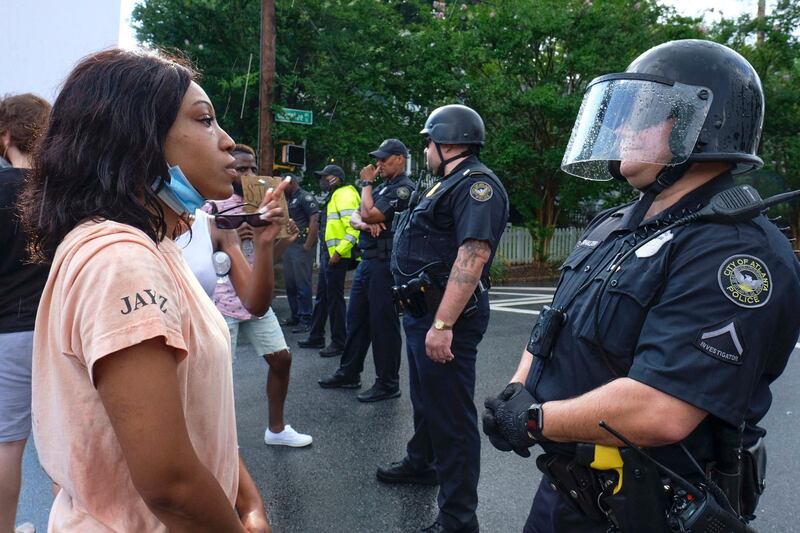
[281,144,305,167]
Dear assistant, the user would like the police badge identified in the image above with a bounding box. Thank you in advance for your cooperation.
[717,254,771,308]
[470,181,493,202]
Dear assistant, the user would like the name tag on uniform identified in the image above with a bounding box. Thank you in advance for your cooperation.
[635,230,674,258]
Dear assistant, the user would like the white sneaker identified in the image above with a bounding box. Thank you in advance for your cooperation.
[15,523,35,533]
[264,424,312,447]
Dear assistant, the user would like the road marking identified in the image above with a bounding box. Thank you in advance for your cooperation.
[489,296,554,305]
[489,305,541,315]
[494,286,557,291]
[490,290,553,296]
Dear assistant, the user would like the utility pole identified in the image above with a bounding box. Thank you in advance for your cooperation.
[258,0,276,175]
[756,0,766,47]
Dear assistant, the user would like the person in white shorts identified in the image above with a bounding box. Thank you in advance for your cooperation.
[207,144,312,448]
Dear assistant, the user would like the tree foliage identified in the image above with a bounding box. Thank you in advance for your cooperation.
[133,0,800,256]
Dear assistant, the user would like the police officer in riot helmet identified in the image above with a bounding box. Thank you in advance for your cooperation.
[378,104,509,533]
[483,39,800,532]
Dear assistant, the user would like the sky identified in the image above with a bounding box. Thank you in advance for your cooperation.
[117,0,772,50]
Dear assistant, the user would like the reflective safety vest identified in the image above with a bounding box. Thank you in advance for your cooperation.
[325,184,361,259]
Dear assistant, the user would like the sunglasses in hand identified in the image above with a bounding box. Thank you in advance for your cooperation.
[210,203,272,229]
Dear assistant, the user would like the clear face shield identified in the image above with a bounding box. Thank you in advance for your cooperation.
[560,74,713,181]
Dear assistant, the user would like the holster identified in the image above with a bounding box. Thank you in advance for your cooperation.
[537,446,671,532]
[536,453,607,521]
[740,437,766,519]
[594,447,671,533]
[391,270,488,320]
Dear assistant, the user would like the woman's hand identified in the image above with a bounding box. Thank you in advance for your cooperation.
[253,177,291,245]
[240,508,271,533]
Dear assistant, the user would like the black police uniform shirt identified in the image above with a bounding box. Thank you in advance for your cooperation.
[287,187,319,236]
[526,173,800,471]
[392,155,509,284]
[358,173,415,258]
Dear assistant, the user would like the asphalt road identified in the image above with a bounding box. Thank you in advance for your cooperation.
[16,286,800,532]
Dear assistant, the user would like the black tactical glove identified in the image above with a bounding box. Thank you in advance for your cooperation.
[483,383,537,458]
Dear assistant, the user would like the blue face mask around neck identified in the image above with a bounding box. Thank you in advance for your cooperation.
[152,165,206,216]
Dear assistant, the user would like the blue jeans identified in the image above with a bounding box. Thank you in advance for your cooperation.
[283,242,314,324]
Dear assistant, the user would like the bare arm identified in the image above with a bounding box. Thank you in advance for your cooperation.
[235,456,270,532]
[510,349,534,385]
[350,211,368,231]
[213,225,274,317]
[209,180,291,316]
[359,185,386,223]
[358,164,386,223]
[540,377,707,447]
[425,239,491,363]
[94,337,245,532]
[436,239,490,324]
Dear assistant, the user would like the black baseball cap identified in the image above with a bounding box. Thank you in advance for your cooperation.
[369,139,408,159]
[313,164,345,180]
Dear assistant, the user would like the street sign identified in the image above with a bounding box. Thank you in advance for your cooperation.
[275,108,313,125]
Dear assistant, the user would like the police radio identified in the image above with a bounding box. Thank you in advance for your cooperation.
[598,422,756,533]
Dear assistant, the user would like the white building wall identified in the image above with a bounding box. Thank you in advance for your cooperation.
[0,1,123,102]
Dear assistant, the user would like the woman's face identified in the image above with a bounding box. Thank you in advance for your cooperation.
[164,82,236,200]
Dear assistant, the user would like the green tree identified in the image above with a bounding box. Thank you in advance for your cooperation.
[133,0,456,183]
[710,0,800,242]
[436,0,701,258]
[133,0,798,260]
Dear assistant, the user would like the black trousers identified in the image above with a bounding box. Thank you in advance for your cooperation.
[338,258,401,388]
[403,294,489,531]
[306,245,348,348]
[524,477,608,533]
[307,244,329,342]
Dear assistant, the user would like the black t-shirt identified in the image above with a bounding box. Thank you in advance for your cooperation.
[0,167,50,332]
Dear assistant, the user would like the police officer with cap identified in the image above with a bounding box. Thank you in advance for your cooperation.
[318,139,415,401]
[483,39,800,532]
[281,173,319,332]
[378,106,509,533]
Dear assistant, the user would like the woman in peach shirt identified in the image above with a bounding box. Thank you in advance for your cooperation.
[20,49,282,532]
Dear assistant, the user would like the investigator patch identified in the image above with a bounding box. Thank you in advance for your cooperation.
[694,320,746,365]
[396,186,410,200]
[717,255,771,308]
[470,181,493,202]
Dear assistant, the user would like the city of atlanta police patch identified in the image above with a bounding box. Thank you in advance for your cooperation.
[470,181,493,202]
[717,254,771,308]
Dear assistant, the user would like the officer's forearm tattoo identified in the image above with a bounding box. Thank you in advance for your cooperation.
[450,239,490,285]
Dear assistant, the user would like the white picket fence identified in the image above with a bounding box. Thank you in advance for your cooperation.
[497,225,584,264]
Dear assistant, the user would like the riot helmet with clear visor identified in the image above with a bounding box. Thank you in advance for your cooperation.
[560,40,765,229]
[561,73,712,181]
[561,40,764,184]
